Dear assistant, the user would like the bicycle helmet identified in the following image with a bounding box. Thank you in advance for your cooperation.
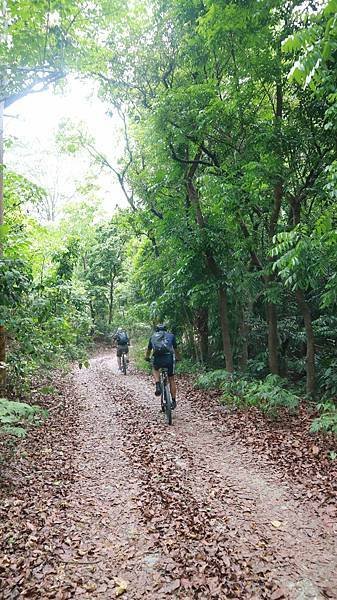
[155,323,167,332]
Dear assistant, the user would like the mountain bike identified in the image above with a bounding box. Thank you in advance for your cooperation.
[159,367,173,425]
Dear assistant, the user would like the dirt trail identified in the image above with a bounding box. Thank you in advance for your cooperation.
[3,354,336,599]
[47,353,336,600]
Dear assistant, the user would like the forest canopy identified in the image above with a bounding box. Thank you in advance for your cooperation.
[1,0,337,432]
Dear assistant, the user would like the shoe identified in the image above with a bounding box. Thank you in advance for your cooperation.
[155,382,162,396]
[171,398,176,410]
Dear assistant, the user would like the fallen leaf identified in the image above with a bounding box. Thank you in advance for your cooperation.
[271,520,282,529]
[160,579,181,594]
[271,587,285,599]
[84,582,97,592]
[114,578,128,597]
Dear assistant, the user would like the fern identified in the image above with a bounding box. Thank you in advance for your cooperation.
[196,371,299,417]
[0,398,47,439]
[310,402,337,435]
[195,370,233,390]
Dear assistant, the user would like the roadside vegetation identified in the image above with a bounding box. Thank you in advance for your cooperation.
[1,0,337,449]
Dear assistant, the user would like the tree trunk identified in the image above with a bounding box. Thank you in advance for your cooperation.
[186,162,233,371]
[195,307,209,364]
[219,285,233,372]
[108,271,115,325]
[295,289,315,396]
[266,301,279,375]
[290,165,316,396]
[0,100,6,388]
[238,308,249,371]
[265,64,283,377]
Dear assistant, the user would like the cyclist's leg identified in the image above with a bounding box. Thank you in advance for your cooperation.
[152,357,162,396]
[153,368,162,395]
[153,367,160,383]
[168,375,176,399]
[167,356,176,408]
[116,346,122,370]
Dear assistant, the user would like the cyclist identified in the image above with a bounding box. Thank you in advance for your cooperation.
[113,327,130,371]
[145,324,180,409]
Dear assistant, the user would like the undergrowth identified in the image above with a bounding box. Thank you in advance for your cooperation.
[311,402,337,436]
[0,397,47,452]
[196,371,299,417]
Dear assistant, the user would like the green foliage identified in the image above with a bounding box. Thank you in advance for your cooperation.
[175,358,202,374]
[130,336,152,372]
[197,370,299,416]
[196,369,233,390]
[240,375,300,416]
[311,402,337,436]
[4,0,337,418]
[317,358,337,400]
[0,398,46,439]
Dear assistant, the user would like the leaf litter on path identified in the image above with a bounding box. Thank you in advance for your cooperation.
[1,355,337,599]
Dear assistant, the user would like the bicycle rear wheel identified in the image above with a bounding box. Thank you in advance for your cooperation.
[164,384,172,425]
[122,353,127,375]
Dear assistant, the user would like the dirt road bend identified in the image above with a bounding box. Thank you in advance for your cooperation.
[4,354,337,599]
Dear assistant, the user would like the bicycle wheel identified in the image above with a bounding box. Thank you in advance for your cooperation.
[122,353,127,375]
[164,384,172,425]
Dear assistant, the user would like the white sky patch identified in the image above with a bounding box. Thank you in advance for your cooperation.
[4,77,128,219]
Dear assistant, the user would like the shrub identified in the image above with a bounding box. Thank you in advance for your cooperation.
[195,369,234,390]
[310,401,337,436]
[176,358,203,374]
[0,397,47,439]
[242,374,300,416]
[316,358,337,400]
[196,370,299,416]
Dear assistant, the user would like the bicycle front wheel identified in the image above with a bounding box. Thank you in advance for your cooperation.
[164,385,172,425]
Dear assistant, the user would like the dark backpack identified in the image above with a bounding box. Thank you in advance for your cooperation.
[117,331,129,345]
[151,331,171,356]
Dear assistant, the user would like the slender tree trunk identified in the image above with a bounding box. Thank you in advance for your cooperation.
[266,180,283,376]
[295,289,315,396]
[184,326,196,360]
[0,100,6,388]
[238,308,249,371]
[266,300,279,374]
[219,285,233,372]
[108,271,115,325]
[265,61,283,376]
[186,164,233,370]
[291,195,316,396]
[195,307,209,364]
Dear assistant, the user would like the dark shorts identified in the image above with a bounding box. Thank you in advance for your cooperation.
[117,344,129,357]
[153,353,174,377]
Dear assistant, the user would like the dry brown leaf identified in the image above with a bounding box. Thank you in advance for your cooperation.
[114,578,128,597]
[270,587,285,599]
[271,520,282,529]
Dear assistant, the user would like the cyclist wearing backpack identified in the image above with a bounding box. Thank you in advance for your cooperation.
[113,327,130,371]
[145,324,180,409]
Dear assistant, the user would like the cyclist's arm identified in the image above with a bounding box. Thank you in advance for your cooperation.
[145,339,152,361]
[172,335,181,361]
